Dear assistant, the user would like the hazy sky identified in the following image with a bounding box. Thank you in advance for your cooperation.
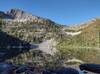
[0,0,100,25]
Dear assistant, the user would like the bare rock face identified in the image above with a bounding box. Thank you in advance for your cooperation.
[0,8,47,22]
[7,9,35,20]
[0,9,40,21]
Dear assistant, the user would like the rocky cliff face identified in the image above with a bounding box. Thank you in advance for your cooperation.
[0,9,49,23]
[7,9,36,20]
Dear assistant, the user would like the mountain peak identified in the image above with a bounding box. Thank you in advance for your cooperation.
[0,9,51,22]
[6,9,34,20]
[7,9,24,16]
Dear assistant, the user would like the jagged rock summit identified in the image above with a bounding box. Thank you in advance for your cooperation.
[7,9,35,20]
[0,9,47,22]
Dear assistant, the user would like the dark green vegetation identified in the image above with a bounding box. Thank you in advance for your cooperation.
[0,19,61,44]
[0,18,63,65]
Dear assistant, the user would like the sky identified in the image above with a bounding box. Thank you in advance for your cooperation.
[0,0,100,25]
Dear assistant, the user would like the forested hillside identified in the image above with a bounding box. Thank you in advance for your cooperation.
[57,19,100,64]
[0,9,100,65]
